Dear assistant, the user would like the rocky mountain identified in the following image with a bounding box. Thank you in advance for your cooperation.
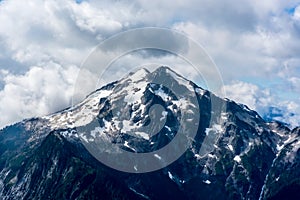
[0,66,299,199]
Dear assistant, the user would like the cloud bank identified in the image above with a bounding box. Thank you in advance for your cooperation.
[0,0,300,128]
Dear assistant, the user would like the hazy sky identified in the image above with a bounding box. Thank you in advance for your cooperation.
[0,0,300,128]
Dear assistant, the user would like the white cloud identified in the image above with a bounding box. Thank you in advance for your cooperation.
[0,0,300,128]
[0,62,79,128]
[172,20,298,82]
[0,0,125,69]
[69,1,123,35]
[222,81,273,111]
[0,0,129,128]
[223,81,300,128]
[172,7,300,127]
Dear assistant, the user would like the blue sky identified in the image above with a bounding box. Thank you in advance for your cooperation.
[0,0,300,128]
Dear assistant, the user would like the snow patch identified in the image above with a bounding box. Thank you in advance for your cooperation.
[228,144,234,152]
[154,86,170,101]
[129,68,149,82]
[122,120,136,132]
[124,82,148,104]
[154,154,162,160]
[221,112,228,120]
[168,171,174,180]
[165,125,171,132]
[195,88,205,96]
[124,141,136,152]
[45,89,112,129]
[135,132,150,140]
[129,187,150,199]
[234,155,241,163]
[160,111,168,121]
[205,124,223,135]
[208,153,217,159]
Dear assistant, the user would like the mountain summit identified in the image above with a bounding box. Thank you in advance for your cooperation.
[0,66,300,199]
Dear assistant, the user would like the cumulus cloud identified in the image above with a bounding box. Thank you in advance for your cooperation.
[0,0,300,128]
[0,0,127,128]
[70,2,123,35]
[173,20,299,82]
[288,77,300,91]
[223,81,300,128]
[0,0,126,70]
[170,3,300,127]
[222,81,273,111]
[0,63,79,128]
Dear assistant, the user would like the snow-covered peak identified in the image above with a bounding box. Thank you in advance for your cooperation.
[43,66,200,132]
[3,66,300,200]
[126,68,150,82]
[152,66,180,77]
